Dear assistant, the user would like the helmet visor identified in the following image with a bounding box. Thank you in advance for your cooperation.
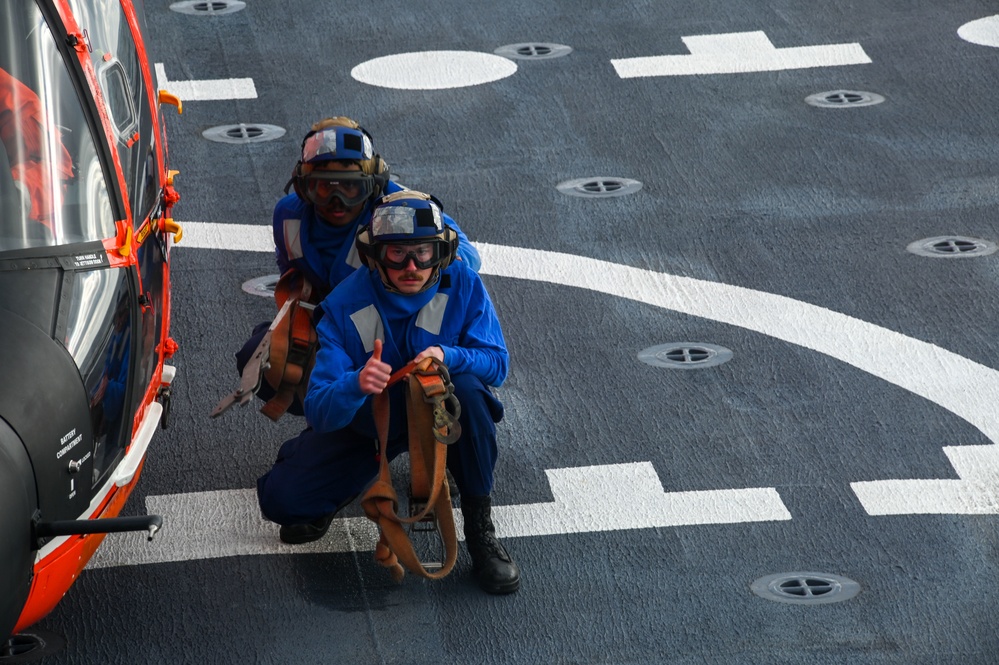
[303,171,375,207]
[378,242,443,270]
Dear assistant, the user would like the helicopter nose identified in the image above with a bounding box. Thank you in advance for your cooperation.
[0,420,37,641]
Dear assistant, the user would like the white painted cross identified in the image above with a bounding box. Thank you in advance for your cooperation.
[87,462,790,568]
[611,31,871,78]
[154,63,257,101]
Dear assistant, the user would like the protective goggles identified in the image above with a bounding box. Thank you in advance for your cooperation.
[377,242,443,270]
[303,171,375,207]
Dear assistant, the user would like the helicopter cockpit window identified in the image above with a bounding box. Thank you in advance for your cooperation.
[97,60,138,142]
[69,0,159,224]
[0,3,115,253]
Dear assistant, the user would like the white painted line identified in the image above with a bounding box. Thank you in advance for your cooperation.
[154,64,257,101]
[945,444,999,483]
[958,16,999,48]
[477,244,999,445]
[351,51,518,90]
[611,31,871,78]
[182,221,273,252]
[851,445,999,515]
[496,462,789,537]
[87,462,788,568]
[87,489,378,569]
[851,479,999,515]
[177,224,999,516]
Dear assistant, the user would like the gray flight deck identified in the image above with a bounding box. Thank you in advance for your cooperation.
[31,1,999,663]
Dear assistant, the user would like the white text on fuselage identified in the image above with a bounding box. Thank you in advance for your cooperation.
[57,430,83,459]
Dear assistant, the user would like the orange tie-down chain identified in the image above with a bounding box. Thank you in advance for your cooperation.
[361,342,462,581]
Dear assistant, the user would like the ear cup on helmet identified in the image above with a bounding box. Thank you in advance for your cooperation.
[354,226,377,269]
[368,155,390,198]
[290,161,311,200]
[438,225,458,270]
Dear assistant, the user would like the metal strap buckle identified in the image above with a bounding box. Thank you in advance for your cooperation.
[408,500,444,570]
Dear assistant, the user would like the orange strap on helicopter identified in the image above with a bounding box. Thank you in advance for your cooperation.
[361,341,462,582]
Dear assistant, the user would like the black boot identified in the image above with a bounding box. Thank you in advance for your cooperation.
[461,496,520,594]
[278,494,357,545]
[279,513,334,544]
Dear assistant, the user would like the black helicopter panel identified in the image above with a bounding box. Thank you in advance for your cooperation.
[0,418,35,646]
[0,305,96,521]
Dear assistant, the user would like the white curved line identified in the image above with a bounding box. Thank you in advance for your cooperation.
[475,242,999,446]
[183,222,999,444]
[180,223,999,516]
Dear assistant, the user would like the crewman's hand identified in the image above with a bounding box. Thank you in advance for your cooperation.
[359,339,391,395]
[414,346,444,364]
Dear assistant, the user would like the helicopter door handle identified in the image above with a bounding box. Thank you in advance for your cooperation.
[158,90,182,114]
[160,218,183,244]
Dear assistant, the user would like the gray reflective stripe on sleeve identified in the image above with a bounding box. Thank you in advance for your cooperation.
[346,241,362,269]
[349,305,384,353]
[283,219,304,260]
[416,293,449,335]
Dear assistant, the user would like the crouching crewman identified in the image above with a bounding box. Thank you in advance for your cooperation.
[256,191,520,594]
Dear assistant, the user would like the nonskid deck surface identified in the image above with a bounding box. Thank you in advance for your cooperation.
[37,2,999,663]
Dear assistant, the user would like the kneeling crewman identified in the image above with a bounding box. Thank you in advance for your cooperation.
[256,191,520,594]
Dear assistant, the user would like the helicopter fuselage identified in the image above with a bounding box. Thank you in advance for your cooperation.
[0,0,179,640]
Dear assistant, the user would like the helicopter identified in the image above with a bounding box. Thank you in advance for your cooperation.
[0,0,182,647]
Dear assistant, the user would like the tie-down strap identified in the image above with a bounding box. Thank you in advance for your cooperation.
[361,356,462,581]
[210,270,318,421]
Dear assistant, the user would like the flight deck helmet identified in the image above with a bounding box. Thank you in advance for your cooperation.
[289,117,389,208]
[355,191,458,292]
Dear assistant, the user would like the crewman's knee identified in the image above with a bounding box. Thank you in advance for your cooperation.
[450,373,504,425]
[255,434,316,525]
[257,470,299,525]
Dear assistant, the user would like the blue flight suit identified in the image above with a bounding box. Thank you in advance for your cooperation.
[235,182,481,412]
[257,260,507,526]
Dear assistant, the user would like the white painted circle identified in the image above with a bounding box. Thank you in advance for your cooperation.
[351,51,518,90]
[958,15,999,47]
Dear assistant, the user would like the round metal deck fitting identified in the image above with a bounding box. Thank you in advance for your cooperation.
[242,274,279,298]
[0,629,66,662]
[170,0,246,15]
[494,43,573,60]
[638,343,732,370]
[906,235,997,258]
[557,177,642,199]
[751,572,861,605]
[202,124,285,144]
[805,90,884,108]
